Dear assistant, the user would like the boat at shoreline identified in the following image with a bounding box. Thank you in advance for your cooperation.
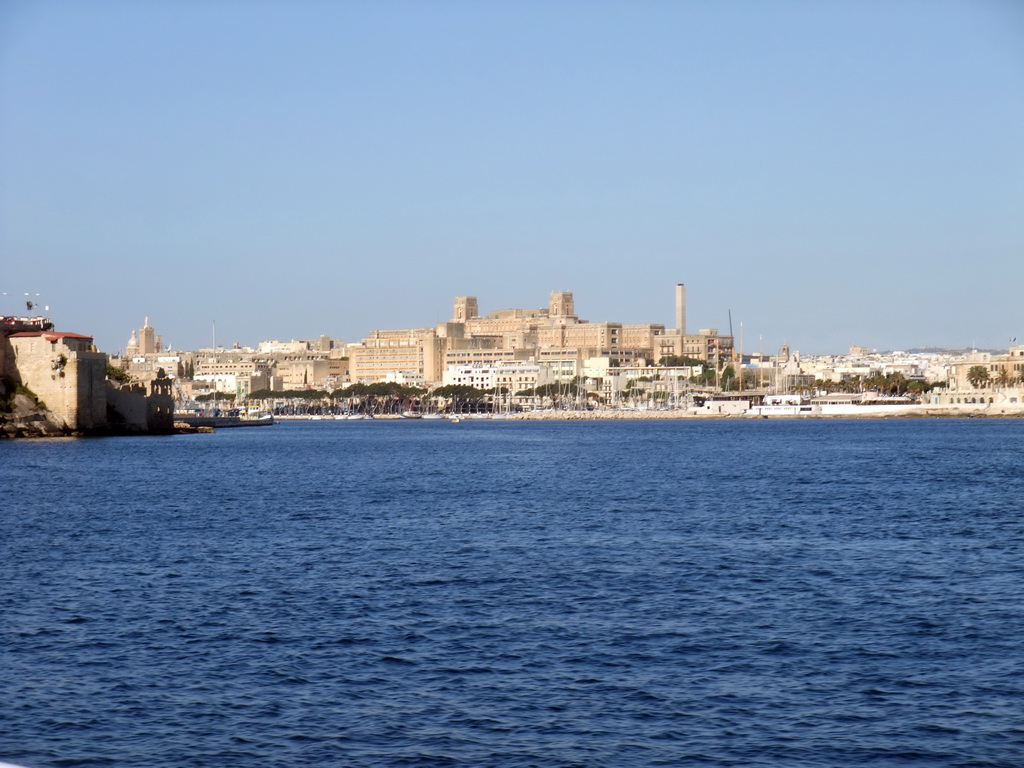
[175,414,275,429]
[750,393,919,417]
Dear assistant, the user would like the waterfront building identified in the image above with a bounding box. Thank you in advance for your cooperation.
[923,346,1024,410]
[655,327,734,367]
[444,343,535,370]
[275,358,347,390]
[443,360,554,393]
[5,330,107,430]
[349,327,446,385]
[950,345,1024,390]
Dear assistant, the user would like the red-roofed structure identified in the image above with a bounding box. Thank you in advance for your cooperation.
[9,331,94,342]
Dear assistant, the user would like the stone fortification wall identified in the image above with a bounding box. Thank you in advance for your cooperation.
[107,380,175,433]
[106,386,150,431]
[8,336,107,430]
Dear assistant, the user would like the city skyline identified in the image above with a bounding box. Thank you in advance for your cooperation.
[2,1,1022,354]
[2,283,1019,359]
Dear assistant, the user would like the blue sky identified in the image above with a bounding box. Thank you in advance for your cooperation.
[2,0,1022,355]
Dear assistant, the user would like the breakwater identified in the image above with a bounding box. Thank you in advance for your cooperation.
[175,415,275,429]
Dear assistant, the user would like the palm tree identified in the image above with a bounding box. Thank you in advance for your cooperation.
[966,365,990,389]
[994,369,1011,388]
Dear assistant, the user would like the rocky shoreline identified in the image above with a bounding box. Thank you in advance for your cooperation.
[1,392,204,439]
[1,392,76,438]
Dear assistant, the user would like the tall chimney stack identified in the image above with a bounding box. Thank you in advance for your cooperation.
[675,283,686,336]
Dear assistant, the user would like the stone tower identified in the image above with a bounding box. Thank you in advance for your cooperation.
[139,318,156,355]
[453,296,479,323]
[549,291,574,318]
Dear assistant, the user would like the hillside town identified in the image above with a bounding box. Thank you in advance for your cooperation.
[3,284,1024,434]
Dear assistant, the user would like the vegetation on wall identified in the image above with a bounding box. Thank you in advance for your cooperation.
[106,364,133,385]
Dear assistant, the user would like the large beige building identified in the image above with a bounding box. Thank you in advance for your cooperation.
[349,328,448,385]
[940,345,1024,392]
[922,346,1024,411]
[350,286,733,386]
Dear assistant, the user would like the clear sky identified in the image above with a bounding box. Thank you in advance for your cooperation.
[2,0,1022,355]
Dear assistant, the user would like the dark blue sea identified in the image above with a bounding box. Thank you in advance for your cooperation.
[3,419,1024,767]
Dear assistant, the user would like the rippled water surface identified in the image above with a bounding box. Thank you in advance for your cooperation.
[3,419,1024,767]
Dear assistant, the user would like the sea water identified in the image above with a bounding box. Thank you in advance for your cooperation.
[2,419,1023,767]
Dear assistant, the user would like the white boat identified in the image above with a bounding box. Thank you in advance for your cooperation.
[751,393,919,417]
[814,394,918,415]
[749,394,819,417]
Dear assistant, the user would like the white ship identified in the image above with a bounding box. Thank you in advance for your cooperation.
[751,393,919,417]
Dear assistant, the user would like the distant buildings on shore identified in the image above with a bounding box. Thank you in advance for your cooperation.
[5,282,1023,427]
[105,286,1024,411]
[106,285,737,399]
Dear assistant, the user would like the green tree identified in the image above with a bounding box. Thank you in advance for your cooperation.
[906,380,926,396]
[692,369,716,386]
[720,365,736,390]
[196,392,236,402]
[966,366,990,388]
[106,363,132,385]
[659,355,705,367]
[432,385,488,400]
